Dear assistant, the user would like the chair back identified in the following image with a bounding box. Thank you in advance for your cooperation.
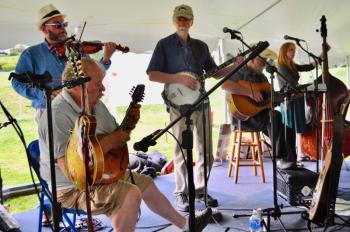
[27,140,41,177]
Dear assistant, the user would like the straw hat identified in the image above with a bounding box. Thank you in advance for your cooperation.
[36,4,66,29]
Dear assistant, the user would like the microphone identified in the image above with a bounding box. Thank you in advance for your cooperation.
[133,129,161,152]
[63,77,91,89]
[247,41,270,61]
[9,71,52,86]
[223,27,241,35]
[284,35,305,42]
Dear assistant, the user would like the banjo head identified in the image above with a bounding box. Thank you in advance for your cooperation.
[163,71,204,108]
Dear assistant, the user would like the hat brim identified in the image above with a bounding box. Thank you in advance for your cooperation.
[173,13,193,20]
[37,13,66,29]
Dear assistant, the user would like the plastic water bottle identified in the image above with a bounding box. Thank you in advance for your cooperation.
[249,208,262,232]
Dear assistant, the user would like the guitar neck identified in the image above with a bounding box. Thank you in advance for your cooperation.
[119,101,137,131]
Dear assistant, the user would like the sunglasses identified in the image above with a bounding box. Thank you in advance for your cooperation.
[45,22,68,29]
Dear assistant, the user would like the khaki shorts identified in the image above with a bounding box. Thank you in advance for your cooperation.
[57,171,153,217]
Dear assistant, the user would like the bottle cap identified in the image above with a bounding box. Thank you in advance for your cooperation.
[256,208,262,218]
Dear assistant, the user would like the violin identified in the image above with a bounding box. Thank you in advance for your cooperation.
[55,40,129,58]
[79,41,129,54]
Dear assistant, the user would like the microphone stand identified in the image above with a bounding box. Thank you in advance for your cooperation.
[0,164,3,206]
[8,72,89,231]
[135,42,269,231]
[294,41,322,173]
[227,33,307,232]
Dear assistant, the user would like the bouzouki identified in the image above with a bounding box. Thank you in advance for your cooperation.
[96,85,145,184]
[66,84,145,187]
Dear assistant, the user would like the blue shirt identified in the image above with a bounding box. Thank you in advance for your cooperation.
[146,33,217,76]
[12,40,111,109]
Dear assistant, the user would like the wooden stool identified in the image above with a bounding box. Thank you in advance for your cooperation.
[227,129,265,184]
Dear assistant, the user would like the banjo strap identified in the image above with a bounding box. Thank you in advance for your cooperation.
[189,38,203,72]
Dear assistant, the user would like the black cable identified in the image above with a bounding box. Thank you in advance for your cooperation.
[165,130,188,168]
[0,101,56,231]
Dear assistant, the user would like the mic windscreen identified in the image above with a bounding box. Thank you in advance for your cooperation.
[222,27,229,33]
[283,35,289,40]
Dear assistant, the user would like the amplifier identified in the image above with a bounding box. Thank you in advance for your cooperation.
[277,167,318,206]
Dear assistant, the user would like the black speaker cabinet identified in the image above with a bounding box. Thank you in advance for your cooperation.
[277,167,319,206]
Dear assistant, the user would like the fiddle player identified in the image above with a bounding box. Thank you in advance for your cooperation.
[222,49,298,170]
[38,58,212,231]
[12,3,117,123]
[147,4,236,212]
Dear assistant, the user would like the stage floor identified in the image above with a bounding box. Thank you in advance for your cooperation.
[13,158,350,231]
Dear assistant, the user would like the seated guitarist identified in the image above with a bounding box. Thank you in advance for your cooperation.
[221,53,298,170]
[38,58,212,231]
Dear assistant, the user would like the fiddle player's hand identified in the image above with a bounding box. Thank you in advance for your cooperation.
[179,74,198,90]
[102,42,117,64]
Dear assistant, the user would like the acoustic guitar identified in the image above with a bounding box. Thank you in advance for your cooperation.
[227,80,306,121]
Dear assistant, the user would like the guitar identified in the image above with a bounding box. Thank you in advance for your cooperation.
[227,80,306,121]
[96,84,145,184]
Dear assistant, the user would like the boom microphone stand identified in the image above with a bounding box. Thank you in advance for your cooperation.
[134,42,269,232]
[224,32,307,232]
[294,41,322,173]
[9,72,90,231]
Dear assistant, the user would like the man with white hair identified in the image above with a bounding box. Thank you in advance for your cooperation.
[147,4,236,212]
[38,58,212,232]
[12,3,117,122]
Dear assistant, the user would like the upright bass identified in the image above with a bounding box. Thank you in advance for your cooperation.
[300,16,349,160]
[308,15,346,224]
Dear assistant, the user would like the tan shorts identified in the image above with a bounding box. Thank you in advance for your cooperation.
[57,171,153,217]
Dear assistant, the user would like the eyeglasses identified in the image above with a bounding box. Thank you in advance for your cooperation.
[45,22,68,29]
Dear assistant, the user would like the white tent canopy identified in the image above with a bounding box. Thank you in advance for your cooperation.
[1,0,350,65]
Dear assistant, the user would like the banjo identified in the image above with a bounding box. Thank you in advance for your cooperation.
[162,50,251,111]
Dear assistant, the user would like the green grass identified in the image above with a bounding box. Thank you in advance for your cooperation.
[1,54,349,214]
[0,70,226,214]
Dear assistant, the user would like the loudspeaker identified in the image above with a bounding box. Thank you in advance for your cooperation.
[277,167,318,206]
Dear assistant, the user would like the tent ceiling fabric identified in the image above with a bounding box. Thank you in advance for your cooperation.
[1,0,349,65]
